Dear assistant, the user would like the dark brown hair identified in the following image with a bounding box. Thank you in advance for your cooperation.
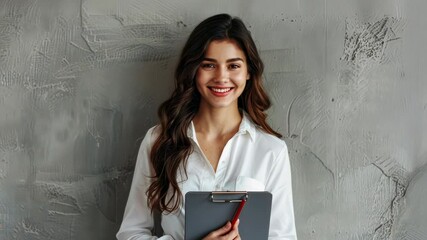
[146,13,281,213]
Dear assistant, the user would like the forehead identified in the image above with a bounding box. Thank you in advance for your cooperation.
[204,39,246,60]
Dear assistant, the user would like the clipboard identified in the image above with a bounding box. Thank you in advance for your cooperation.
[185,191,272,240]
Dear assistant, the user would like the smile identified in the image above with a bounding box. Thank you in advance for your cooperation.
[209,87,232,93]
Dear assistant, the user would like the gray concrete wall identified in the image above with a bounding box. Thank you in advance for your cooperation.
[0,0,425,239]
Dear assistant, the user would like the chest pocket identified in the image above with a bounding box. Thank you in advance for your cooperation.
[235,176,265,191]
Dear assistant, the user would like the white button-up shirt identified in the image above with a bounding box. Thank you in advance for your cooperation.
[117,113,297,240]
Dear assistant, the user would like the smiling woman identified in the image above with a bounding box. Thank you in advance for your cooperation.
[117,13,297,240]
[196,40,250,111]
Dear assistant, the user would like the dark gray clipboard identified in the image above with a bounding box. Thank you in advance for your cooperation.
[185,191,272,240]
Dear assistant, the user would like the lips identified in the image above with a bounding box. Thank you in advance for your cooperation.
[208,87,233,96]
[210,87,231,93]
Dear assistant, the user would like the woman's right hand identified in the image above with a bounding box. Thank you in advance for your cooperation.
[202,220,240,240]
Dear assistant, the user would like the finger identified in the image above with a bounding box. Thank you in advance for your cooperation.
[209,221,232,237]
[232,219,240,230]
[226,229,239,240]
[226,220,240,239]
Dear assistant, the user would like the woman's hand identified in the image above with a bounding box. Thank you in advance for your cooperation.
[202,220,240,240]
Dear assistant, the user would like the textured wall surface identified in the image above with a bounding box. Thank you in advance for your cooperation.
[0,0,426,239]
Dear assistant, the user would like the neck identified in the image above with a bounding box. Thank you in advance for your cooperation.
[193,106,242,136]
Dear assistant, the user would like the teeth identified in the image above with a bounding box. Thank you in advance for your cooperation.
[211,88,231,93]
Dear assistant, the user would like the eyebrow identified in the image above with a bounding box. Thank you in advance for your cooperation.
[202,57,245,63]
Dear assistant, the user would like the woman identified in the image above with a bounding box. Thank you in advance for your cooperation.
[117,14,297,240]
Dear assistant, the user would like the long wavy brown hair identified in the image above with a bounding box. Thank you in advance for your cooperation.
[146,13,282,213]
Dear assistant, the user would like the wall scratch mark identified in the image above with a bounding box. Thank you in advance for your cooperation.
[341,16,401,72]
[286,95,298,138]
[38,182,83,215]
[69,41,93,54]
[371,157,410,239]
[300,127,335,183]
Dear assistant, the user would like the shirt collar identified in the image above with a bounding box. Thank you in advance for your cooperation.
[238,111,256,141]
[187,111,256,142]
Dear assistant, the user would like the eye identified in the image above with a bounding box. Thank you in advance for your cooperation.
[228,64,241,70]
[201,63,215,69]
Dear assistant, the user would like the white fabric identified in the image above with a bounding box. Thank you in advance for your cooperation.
[117,113,297,240]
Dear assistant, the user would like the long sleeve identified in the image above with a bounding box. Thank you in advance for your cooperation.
[265,143,298,240]
[117,128,174,240]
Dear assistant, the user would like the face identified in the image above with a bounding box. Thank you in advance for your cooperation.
[195,39,250,112]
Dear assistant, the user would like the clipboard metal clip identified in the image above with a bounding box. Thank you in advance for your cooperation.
[210,191,249,203]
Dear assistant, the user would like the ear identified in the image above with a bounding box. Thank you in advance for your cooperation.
[246,73,250,80]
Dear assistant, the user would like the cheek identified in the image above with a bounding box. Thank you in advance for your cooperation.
[195,69,201,81]
[235,72,249,84]
[195,71,203,86]
[195,73,207,94]
[196,70,210,83]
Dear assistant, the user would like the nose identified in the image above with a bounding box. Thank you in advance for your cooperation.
[214,66,229,83]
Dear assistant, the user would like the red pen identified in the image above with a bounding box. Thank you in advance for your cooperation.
[231,198,246,226]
